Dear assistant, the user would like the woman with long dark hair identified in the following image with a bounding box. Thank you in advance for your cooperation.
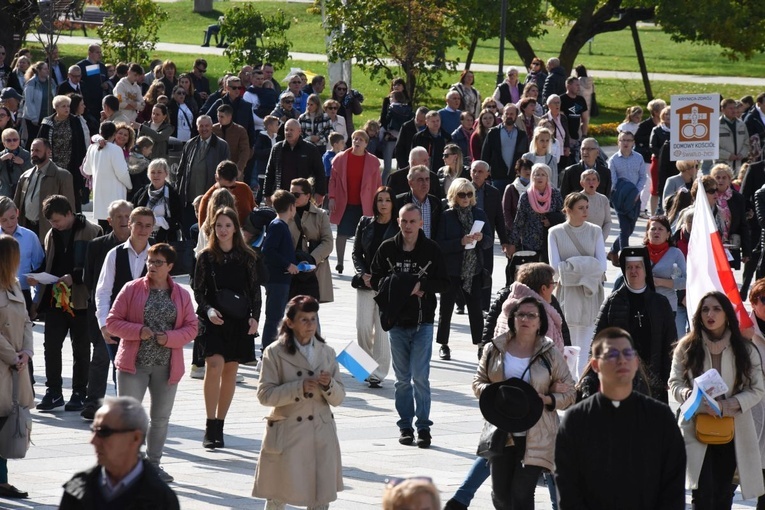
[331,80,363,135]
[253,295,345,509]
[470,108,497,162]
[352,186,397,388]
[669,291,765,507]
[194,207,261,449]
[135,103,173,159]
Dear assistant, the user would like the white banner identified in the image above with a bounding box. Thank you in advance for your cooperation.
[670,94,720,161]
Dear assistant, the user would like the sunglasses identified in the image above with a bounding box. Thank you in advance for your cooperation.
[292,191,308,197]
[456,191,474,199]
[282,99,294,104]
[325,106,338,110]
[335,87,347,92]
[290,80,301,85]
[229,86,244,91]
[146,259,167,267]
[705,188,718,195]
[599,348,637,363]
[91,425,137,438]
[175,91,186,96]
[4,137,19,142]
[515,312,539,321]
[442,153,455,158]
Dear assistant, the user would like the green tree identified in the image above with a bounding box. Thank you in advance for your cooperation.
[219,5,291,71]
[325,0,457,103]
[97,0,168,64]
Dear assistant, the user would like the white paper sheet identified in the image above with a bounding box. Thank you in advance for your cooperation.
[464,220,485,250]
[25,272,60,285]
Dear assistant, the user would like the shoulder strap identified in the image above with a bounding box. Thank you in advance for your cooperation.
[562,223,588,257]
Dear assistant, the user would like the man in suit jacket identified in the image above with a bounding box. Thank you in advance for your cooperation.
[14,138,75,244]
[79,200,132,420]
[387,146,443,199]
[394,106,428,170]
[559,137,612,198]
[175,115,231,236]
[207,75,256,146]
[212,104,251,181]
[480,104,529,193]
[263,119,326,203]
[411,111,452,172]
[395,165,443,239]
[470,159,510,310]
[56,65,83,96]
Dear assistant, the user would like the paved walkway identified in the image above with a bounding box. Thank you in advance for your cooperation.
[0,202,759,509]
[54,35,765,87]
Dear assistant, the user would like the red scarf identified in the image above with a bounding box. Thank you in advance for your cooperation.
[647,242,670,265]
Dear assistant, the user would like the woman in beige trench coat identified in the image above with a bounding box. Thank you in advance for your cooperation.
[0,236,34,499]
[669,291,765,506]
[253,295,344,510]
[288,178,334,303]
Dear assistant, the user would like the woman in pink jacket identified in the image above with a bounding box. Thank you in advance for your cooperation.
[106,243,198,483]
[328,129,382,273]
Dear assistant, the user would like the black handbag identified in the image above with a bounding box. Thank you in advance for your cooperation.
[476,420,507,459]
[210,256,250,320]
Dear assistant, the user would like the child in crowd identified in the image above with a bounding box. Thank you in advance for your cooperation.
[364,119,383,158]
[128,136,154,200]
[323,132,345,178]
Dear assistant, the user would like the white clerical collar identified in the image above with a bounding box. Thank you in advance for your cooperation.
[624,281,647,293]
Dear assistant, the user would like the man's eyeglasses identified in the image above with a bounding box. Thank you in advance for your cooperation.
[598,348,637,363]
[91,426,137,438]
[515,312,539,321]
[146,259,167,267]
[456,191,474,199]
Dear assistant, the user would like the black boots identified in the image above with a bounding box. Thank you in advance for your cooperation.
[203,418,225,449]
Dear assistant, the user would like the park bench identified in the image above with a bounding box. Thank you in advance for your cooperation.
[67,5,110,36]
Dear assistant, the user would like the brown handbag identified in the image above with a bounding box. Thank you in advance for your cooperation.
[695,414,734,445]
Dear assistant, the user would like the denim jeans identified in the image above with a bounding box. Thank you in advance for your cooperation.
[85,303,117,403]
[117,365,178,464]
[262,283,291,351]
[490,437,542,510]
[676,305,689,339]
[453,456,490,506]
[611,201,641,255]
[388,324,434,431]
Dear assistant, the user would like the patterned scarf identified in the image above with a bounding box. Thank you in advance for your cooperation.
[147,184,168,210]
[456,206,478,293]
[527,185,552,214]
[716,187,732,241]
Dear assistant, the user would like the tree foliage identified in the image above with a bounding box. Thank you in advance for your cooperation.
[220,5,291,71]
[97,0,168,64]
[325,0,457,103]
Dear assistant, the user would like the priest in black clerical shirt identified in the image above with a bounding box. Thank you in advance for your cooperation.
[555,327,687,510]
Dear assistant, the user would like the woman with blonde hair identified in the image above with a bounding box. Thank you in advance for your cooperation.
[618,106,643,135]
[437,143,469,196]
[435,178,493,357]
[0,236,34,499]
[299,94,332,148]
[522,127,557,188]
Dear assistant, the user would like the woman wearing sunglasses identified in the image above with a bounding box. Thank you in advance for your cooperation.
[105,243,198,482]
[435,178,493,358]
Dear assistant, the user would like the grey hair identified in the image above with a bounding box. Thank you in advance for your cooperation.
[580,137,599,148]
[107,200,133,218]
[408,146,429,166]
[407,164,430,181]
[100,396,149,437]
[471,159,490,173]
[147,158,169,175]
[196,114,212,126]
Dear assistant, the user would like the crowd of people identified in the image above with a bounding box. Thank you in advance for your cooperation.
[4,43,765,509]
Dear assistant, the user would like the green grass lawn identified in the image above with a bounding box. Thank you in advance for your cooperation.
[149,1,765,77]
[30,40,760,147]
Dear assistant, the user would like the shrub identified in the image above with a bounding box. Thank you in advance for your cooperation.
[220,5,291,71]
[97,0,168,64]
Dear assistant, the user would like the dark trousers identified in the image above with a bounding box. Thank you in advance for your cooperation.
[490,437,542,510]
[692,440,737,510]
[181,203,197,241]
[84,303,114,403]
[481,246,495,311]
[437,274,484,346]
[97,219,112,235]
[262,283,291,351]
[611,202,641,255]
[44,307,90,395]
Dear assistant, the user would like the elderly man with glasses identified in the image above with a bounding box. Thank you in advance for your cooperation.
[60,396,179,508]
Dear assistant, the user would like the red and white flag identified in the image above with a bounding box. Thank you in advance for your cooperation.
[686,187,752,329]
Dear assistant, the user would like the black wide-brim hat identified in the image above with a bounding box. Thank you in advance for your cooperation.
[479,377,544,433]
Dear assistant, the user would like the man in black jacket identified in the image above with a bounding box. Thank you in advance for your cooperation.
[411,111,452,172]
[559,137,611,198]
[387,146,443,199]
[480,104,529,193]
[370,204,449,449]
[60,396,179,508]
[263,119,326,204]
[395,165,443,239]
[394,106,428,169]
[80,200,132,420]
[207,76,256,146]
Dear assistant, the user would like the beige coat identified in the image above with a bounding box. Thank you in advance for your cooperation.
[0,283,35,418]
[669,336,765,499]
[252,338,345,506]
[289,203,334,303]
[473,334,576,471]
[747,310,765,466]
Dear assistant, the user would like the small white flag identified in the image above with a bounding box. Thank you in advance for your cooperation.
[336,341,378,381]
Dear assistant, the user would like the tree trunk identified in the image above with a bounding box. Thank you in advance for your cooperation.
[508,37,536,69]
[464,35,479,70]
[630,22,653,101]
[0,1,37,62]
[193,0,213,13]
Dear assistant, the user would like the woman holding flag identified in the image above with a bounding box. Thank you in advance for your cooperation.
[669,291,765,508]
